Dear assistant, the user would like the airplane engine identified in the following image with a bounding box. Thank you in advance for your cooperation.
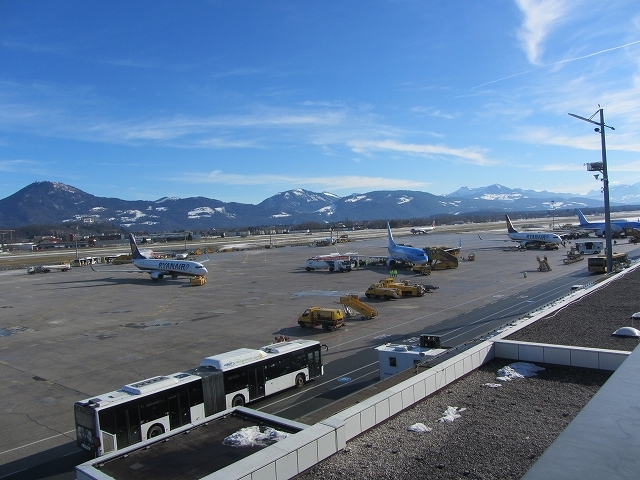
[150,271,164,280]
[386,258,397,267]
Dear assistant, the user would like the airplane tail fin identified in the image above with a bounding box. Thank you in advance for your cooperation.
[129,234,146,260]
[576,209,589,226]
[387,222,397,247]
[432,221,436,228]
[505,215,518,234]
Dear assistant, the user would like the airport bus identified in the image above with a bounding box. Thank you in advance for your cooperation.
[74,339,323,456]
[587,252,629,273]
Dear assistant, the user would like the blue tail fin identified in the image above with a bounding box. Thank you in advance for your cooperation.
[129,234,146,260]
[576,209,589,226]
[505,215,518,234]
[387,222,397,247]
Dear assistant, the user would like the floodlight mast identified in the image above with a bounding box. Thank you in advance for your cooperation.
[568,109,615,273]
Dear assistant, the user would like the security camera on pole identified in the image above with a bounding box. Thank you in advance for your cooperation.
[568,108,615,273]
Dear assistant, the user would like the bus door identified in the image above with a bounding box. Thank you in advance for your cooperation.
[307,349,322,378]
[248,366,265,400]
[168,389,191,429]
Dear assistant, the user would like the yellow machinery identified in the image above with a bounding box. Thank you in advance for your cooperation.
[111,254,132,265]
[536,256,552,272]
[339,294,378,319]
[424,246,459,270]
[190,276,207,286]
[366,278,437,298]
[411,264,432,275]
[298,307,345,330]
[563,249,584,265]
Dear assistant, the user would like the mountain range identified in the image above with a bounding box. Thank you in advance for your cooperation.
[1,181,640,232]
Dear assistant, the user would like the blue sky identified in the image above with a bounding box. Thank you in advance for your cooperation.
[1,1,640,204]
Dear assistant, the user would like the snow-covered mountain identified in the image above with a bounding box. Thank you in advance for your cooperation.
[0,181,630,231]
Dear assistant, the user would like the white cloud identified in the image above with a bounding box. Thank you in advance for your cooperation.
[176,170,430,192]
[515,0,571,65]
[347,139,493,166]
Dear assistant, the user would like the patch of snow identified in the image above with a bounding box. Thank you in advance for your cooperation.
[90,207,107,212]
[438,406,466,423]
[155,207,168,211]
[155,197,180,203]
[51,182,78,193]
[483,383,502,388]
[397,196,413,204]
[271,212,291,218]
[315,205,335,215]
[345,195,368,203]
[408,423,432,433]
[222,426,289,447]
[496,362,545,381]
[478,193,523,201]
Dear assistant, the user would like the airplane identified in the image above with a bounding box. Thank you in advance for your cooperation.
[387,222,430,266]
[91,234,208,281]
[505,215,564,249]
[575,209,640,237]
[410,221,436,234]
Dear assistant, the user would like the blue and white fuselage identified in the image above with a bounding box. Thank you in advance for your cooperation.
[576,209,639,236]
[129,234,208,281]
[387,222,429,266]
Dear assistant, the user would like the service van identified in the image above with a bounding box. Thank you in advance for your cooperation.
[574,241,603,255]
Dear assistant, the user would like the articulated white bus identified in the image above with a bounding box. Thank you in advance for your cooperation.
[74,339,324,456]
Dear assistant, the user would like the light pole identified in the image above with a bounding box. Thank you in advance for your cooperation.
[569,108,615,272]
[551,200,555,230]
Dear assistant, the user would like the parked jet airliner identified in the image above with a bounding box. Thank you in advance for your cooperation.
[387,222,429,265]
[506,215,563,249]
[576,209,640,236]
[92,234,208,281]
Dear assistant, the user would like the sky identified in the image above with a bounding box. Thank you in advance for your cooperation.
[1,1,640,205]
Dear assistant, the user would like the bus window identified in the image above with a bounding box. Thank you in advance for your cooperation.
[140,394,168,424]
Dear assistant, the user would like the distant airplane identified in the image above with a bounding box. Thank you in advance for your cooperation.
[576,209,640,236]
[92,234,208,281]
[387,222,429,265]
[506,215,564,249]
[411,221,436,234]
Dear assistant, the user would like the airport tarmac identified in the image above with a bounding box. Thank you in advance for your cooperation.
[0,226,637,479]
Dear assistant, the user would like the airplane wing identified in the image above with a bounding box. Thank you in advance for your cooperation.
[90,264,147,275]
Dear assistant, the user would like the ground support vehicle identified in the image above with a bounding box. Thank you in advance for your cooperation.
[366,278,437,299]
[364,283,402,300]
[537,256,552,272]
[423,246,459,270]
[339,295,378,319]
[411,264,432,275]
[563,250,584,265]
[587,252,630,273]
[190,276,207,286]
[298,307,345,330]
[574,241,603,255]
[527,242,559,251]
[27,263,71,274]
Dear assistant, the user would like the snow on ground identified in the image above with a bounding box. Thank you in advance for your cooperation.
[222,426,289,447]
[496,362,545,381]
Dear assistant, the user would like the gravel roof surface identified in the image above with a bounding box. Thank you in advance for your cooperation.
[296,267,640,479]
[506,267,640,351]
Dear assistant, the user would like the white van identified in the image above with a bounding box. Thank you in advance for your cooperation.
[575,241,603,255]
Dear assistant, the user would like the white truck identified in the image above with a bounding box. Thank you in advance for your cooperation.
[305,257,352,272]
[574,241,603,255]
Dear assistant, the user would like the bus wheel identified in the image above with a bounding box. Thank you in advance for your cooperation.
[232,395,245,407]
[295,374,306,388]
[147,424,165,439]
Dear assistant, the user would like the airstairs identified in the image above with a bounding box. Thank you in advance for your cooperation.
[339,295,378,319]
